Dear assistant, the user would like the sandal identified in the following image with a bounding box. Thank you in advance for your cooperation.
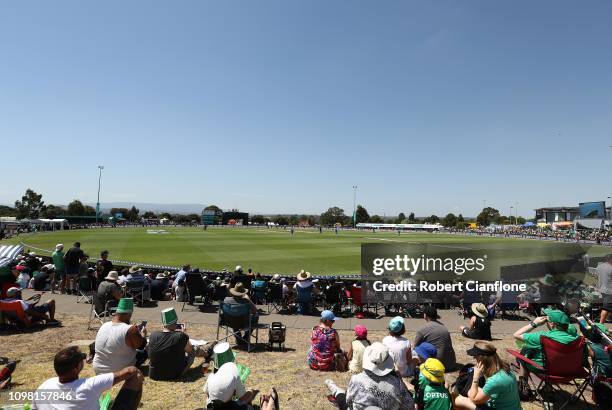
[270,388,279,410]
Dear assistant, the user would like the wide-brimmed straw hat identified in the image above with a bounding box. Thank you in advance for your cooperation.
[229,282,248,297]
[471,303,488,318]
[297,270,311,281]
[105,271,119,281]
[129,266,142,274]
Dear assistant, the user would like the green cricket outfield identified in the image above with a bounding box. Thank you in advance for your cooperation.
[2,227,608,276]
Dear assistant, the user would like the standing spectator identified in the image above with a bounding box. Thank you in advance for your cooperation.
[63,242,84,294]
[34,346,143,410]
[92,298,148,374]
[460,303,492,341]
[383,316,414,377]
[597,254,612,324]
[414,306,457,371]
[97,250,114,277]
[51,244,65,293]
[172,264,190,294]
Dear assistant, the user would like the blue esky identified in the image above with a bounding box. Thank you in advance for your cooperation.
[1,1,611,217]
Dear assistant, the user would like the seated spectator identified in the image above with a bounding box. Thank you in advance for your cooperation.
[126,266,151,303]
[250,273,267,304]
[34,346,143,410]
[32,265,52,291]
[97,249,114,278]
[307,310,340,371]
[95,271,123,315]
[512,308,580,395]
[93,298,148,374]
[585,323,612,378]
[150,272,171,301]
[452,341,522,410]
[383,316,414,377]
[25,251,41,273]
[460,303,492,341]
[415,358,452,410]
[230,265,252,290]
[222,283,259,347]
[325,342,415,410]
[414,306,457,371]
[0,263,19,298]
[347,325,370,373]
[294,270,319,314]
[410,343,438,393]
[147,307,213,380]
[15,265,31,289]
[204,352,275,409]
[3,287,57,324]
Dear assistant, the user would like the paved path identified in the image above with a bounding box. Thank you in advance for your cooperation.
[24,290,528,335]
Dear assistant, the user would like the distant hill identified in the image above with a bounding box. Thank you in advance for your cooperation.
[89,202,206,214]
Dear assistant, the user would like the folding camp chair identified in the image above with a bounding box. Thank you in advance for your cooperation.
[507,335,590,409]
[0,300,32,328]
[250,280,267,305]
[216,302,259,352]
[76,276,95,304]
[182,273,208,311]
[295,284,314,315]
[87,294,116,330]
[124,279,145,304]
[323,283,344,313]
[267,282,283,313]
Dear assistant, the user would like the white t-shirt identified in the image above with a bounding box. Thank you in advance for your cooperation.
[597,262,612,295]
[34,373,114,410]
[204,362,246,404]
[382,335,414,377]
[93,322,136,374]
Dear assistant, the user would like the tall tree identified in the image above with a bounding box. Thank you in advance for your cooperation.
[320,207,348,226]
[355,205,370,224]
[14,189,45,219]
[273,215,289,225]
[408,212,416,222]
[424,214,440,223]
[442,213,457,227]
[369,215,384,223]
[0,205,17,217]
[142,211,157,219]
[288,214,300,225]
[457,214,465,223]
[395,212,406,224]
[476,207,500,226]
[67,200,86,215]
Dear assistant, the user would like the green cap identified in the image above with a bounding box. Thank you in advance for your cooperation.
[543,308,570,325]
[116,298,134,314]
[161,307,178,326]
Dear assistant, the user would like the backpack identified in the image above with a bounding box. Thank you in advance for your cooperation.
[452,364,485,396]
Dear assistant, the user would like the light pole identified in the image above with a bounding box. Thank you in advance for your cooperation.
[96,165,104,223]
[352,185,357,227]
[510,206,514,225]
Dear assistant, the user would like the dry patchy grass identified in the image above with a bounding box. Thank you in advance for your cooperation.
[0,314,596,409]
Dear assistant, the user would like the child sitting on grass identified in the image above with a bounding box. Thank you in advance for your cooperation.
[347,325,370,373]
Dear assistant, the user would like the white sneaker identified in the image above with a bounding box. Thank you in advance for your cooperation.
[325,379,345,396]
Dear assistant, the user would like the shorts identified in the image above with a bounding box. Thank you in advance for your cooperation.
[65,265,80,276]
[602,294,612,312]
[31,303,50,314]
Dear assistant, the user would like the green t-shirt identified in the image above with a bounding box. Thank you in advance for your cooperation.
[522,329,579,366]
[590,342,612,377]
[482,369,522,410]
[52,250,65,272]
[416,374,452,410]
[0,265,13,283]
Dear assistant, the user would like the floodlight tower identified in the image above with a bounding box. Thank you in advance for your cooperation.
[352,185,357,227]
[96,165,104,223]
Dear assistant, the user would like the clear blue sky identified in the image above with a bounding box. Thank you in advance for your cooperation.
[1,1,611,217]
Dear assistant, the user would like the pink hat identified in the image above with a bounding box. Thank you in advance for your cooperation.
[354,325,368,339]
[15,265,26,271]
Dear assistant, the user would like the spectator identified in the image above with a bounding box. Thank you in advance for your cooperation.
[34,346,143,410]
[4,287,58,324]
[597,254,612,324]
[25,252,41,273]
[32,264,53,291]
[172,264,190,296]
[204,352,275,409]
[95,271,122,315]
[63,242,84,294]
[325,342,415,410]
[347,325,370,373]
[460,303,492,341]
[250,273,267,304]
[78,254,90,279]
[410,343,438,394]
[150,272,170,301]
[414,306,457,371]
[15,265,31,289]
[307,310,340,371]
[97,250,114,277]
[92,298,148,374]
[222,283,259,347]
[414,358,452,410]
[512,308,579,396]
[0,263,19,298]
[452,341,522,410]
[51,244,66,291]
[294,270,319,314]
[383,316,414,377]
[230,265,252,290]
[147,307,212,380]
